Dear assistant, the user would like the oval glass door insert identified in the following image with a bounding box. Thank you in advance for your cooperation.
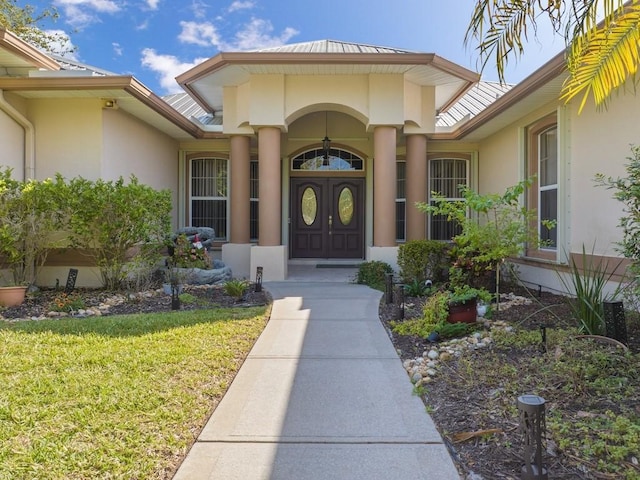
[338,187,354,225]
[301,187,317,226]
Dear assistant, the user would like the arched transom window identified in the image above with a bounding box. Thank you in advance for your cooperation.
[292,148,364,171]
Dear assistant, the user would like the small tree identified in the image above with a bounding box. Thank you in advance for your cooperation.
[0,1,74,55]
[67,176,172,290]
[417,178,552,307]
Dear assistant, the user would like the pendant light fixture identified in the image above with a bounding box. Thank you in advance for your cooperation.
[322,111,331,166]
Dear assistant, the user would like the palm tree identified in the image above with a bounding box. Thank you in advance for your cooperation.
[465,0,640,112]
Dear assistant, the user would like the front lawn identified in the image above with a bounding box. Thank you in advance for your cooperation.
[0,307,267,479]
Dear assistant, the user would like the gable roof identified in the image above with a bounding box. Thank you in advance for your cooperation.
[176,39,480,116]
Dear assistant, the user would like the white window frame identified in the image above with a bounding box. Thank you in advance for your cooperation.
[189,157,229,241]
[428,157,469,241]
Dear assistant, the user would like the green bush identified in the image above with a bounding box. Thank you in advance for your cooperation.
[67,176,172,290]
[397,240,448,284]
[356,261,393,290]
[224,279,250,299]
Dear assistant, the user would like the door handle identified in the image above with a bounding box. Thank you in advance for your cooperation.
[329,215,332,235]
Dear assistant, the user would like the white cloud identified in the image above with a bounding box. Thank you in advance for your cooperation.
[112,42,123,56]
[140,48,208,93]
[146,0,160,9]
[54,0,121,27]
[220,18,298,51]
[228,1,254,13]
[178,21,221,47]
[190,0,208,19]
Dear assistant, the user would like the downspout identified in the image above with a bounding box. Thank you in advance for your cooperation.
[0,89,35,180]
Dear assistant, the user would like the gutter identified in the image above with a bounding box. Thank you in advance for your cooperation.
[0,89,35,180]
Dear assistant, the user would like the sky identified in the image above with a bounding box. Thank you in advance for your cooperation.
[23,0,567,96]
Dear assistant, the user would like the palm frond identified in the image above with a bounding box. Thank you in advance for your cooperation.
[561,4,640,112]
[465,0,540,82]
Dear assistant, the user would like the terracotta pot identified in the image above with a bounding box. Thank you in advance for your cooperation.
[0,285,27,307]
[447,298,477,324]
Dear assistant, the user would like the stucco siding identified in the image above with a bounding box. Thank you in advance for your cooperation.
[477,127,520,196]
[29,98,103,180]
[568,91,640,258]
[285,75,370,125]
[102,108,180,225]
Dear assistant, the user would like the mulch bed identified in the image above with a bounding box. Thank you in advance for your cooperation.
[380,285,640,479]
[0,284,269,321]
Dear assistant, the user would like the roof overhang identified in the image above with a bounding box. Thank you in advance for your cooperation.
[0,75,220,139]
[0,27,61,73]
[432,52,568,142]
[177,51,480,115]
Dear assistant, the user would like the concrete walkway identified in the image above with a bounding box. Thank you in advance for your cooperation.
[173,274,460,479]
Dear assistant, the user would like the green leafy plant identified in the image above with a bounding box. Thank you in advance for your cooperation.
[449,285,492,305]
[403,279,431,297]
[355,261,393,290]
[224,279,250,300]
[397,240,448,284]
[418,178,554,309]
[49,292,85,313]
[170,234,210,269]
[556,245,622,335]
[67,176,172,290]
[0,168,71,287]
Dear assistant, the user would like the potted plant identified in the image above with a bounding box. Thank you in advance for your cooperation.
[0,169,69,305]
[447,285,491,324]
[420,286,491,325]
[418,178,555,310]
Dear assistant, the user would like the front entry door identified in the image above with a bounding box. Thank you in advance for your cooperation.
[290,178,364,259]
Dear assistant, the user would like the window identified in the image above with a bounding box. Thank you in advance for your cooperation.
[190,157,228,240]
[428,157,468,240]
[292,148,364,171]
[538,127,558,247]
[527,116,558,259]
[396,161,406,241]
[250,160,259,241]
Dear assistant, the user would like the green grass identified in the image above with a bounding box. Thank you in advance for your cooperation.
[0,307,267,479]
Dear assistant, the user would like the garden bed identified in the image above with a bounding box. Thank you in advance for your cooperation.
[380,286,640,479]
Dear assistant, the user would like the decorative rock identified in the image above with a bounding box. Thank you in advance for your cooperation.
[411,372,422,383]
[426,368,437,377]
[427,350,439,360]
[180,266,232,285]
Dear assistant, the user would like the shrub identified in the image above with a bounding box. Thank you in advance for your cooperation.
[224,279,250,299]
[556,245,622,335]
[67,176,172,290]
[170,234,209,269]
[397,240,448,284]
[404,279,431,297]
[355,261,393,290]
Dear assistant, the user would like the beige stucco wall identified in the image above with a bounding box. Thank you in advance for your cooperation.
[102,107,179,195]
[28,98,103,180]
[568,92,640,257]
[224,72,438,136]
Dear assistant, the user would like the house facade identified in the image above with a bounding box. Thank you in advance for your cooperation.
[1,27,637,289]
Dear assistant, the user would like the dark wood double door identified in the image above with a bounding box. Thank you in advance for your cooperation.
[290,178,364,259]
